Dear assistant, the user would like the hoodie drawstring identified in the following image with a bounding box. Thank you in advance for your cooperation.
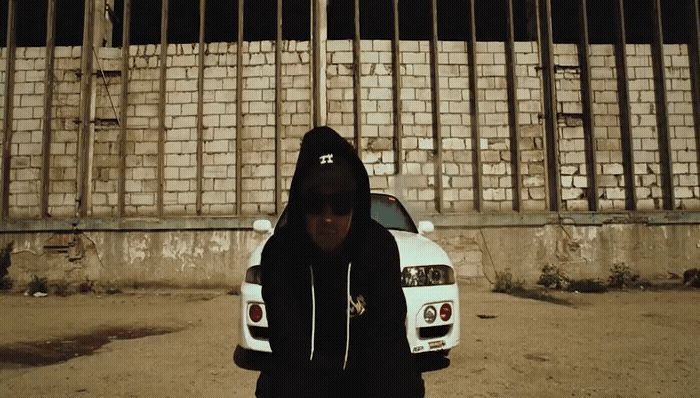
[309,266,316,361]
[343,262,352,370]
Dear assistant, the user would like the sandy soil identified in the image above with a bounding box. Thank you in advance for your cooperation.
[0,284,698,397]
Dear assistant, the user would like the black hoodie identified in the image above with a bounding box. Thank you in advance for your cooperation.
[256,127,425,398]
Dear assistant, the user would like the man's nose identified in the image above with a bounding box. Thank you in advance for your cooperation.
[321,203,334,220]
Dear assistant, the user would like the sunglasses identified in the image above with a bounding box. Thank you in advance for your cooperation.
[306,191,355,216]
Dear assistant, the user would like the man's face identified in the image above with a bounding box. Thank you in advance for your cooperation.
[304,186,354,253]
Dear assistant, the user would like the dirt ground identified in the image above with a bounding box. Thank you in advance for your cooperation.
[0,283,698,398]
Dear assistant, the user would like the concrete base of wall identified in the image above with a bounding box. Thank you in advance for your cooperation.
[1,224,699,289]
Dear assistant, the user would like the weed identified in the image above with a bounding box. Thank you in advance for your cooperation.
[27,275,48,295]
[608,263,640,289]
[78,278,95,294]
[537,264,570,290]
[50,280,71,297]
[568,278,608,293]
[493,269,521,293]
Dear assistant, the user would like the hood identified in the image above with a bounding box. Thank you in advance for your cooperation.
[390,230,453,268]
[285,126,371,257]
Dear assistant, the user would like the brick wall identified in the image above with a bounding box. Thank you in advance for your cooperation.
[201,42,237,215]
[91,47,122,216]
[1,41,698,220]
[125,44,160,215]
[516,42,546,210]
[8,48,45,218]
[665,44,699,209]
[590,44,626,210]
[438,41,473,212]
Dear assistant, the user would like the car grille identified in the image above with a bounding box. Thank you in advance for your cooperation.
[249,326,269,340]
[418,325,451,339]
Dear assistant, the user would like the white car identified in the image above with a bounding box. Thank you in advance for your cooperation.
[239,193,460,356]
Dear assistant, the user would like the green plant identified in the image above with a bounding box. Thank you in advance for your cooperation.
[608,263,640,289]
[493,269,522,293]
[568,278,608,293]
[0,242,13,291]
[27,275,48,295]
[537,264,570,290]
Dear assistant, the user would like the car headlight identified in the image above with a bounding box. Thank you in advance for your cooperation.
[245,265,262,285]
[401,265,455,287]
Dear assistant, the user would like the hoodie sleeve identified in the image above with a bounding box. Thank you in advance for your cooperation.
[259,233,314,397]
[363,225,425,398]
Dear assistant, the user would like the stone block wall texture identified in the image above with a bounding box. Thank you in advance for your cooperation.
[201,42,237,215]
[91,47,122,217]
[280,40,311,205]
[125,44,160,215]
[477,42,513,211]
[628,44,663,210]
[515,42,547,210]
[590,44,626,210]
[438,41,473,212]
[554,44,588,211]
[1,41,699,219]
[665,45,699,210]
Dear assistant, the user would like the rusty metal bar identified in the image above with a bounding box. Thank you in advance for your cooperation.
[236,0,243,215]
[578,0,598,211]
[196,0,205,215]
[158,0,168,217]
[505,0,522,212]
[651,0,673,209]
[77,0,96,217]
[275,0,282,215]
[538,0,560,211]
[312,0,320,128]
[689,0,700,195]
[353,0,361,155]
[392,0,403,174]
[467,0,482,211]
[430,0,443,213]
[614,0,636,210]
[1,0,16,221]
[41,0,57,218]
[118,0,131,217]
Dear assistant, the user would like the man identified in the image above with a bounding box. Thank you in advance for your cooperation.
[256,126,424,397]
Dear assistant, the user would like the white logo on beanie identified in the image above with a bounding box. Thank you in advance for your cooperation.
[319,154,334,164]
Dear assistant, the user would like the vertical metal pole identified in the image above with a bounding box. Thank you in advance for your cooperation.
[467,0,482,211]
[118,0,131,217]
[430,0,443,213]
[41,0,57,218]
[78,0,96,217]
[275,0,282,215]
[505,0,522,211]
[236,0,243,215]
[353,0,362,155]
[689,0,700,195]
[196,0,206,215]
[538,0,560,211]
[1,0,16,221]
[158,0,168,217]
[651,0,674,210]
[392,0,403,174]
[614,0,636,210]
[578,0,598,211]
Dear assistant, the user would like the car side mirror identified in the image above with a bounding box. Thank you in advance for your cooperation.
[253,219,273,234]
[418,220,434,234]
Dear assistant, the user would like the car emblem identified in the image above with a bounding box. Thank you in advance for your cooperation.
[319,153,334,164]
[349,294,366,318]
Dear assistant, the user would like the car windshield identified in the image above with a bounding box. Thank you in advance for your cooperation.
[274,193,418,233]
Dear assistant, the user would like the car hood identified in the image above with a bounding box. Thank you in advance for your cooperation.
[246,230,452,270]
[389,230,452,268]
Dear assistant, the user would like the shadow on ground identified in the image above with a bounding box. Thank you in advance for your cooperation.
[0,327,179,369]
